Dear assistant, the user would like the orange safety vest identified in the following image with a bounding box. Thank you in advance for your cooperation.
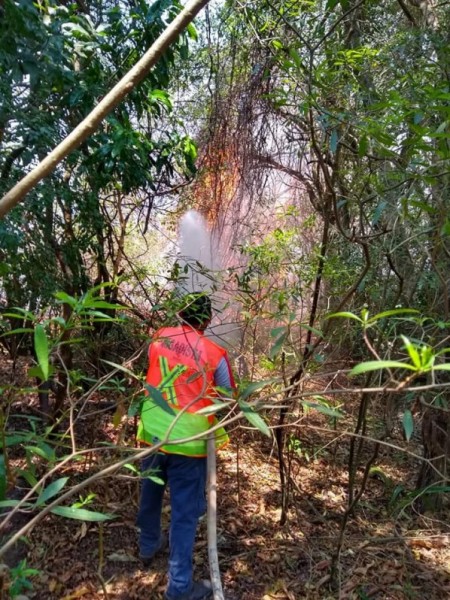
[137,325,234,456]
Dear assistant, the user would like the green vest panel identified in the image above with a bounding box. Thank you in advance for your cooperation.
[137,396,229,457]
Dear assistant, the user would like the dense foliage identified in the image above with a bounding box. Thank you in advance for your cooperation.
[0,0,197,313]
[184,0,450,505]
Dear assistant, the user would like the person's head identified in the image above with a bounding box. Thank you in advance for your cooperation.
[178,292,212,330]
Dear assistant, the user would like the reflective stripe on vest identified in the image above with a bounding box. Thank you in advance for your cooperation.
[158,356,187,406]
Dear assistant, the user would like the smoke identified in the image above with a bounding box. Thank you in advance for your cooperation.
[176,210,240,351]
[177,210,218,294]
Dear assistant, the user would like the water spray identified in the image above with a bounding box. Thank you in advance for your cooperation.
[178,210,217,294]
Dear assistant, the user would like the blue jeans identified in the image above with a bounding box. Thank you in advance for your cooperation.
[137,452,207,597]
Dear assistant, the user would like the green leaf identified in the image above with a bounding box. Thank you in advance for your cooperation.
[289,47,303,70]
[34,324,49,381]
[433,364,450,371]
[101,359,138,379]
[326,0,340,9]
[371,201,387,226]
[441,219,450,236]
[270,326,287,338]
[367,309,419,323]
[82,300,124,310]
[186,22,198,40]
[17,468,38,488]
[269,332,288,360]
[330,129,339,153]
[401,335,422,369]
[389,484,405,507]
[299,323,323,337]
[369,466,391,485]
[350,360,417,376]
[215,385,234,398]
[123,463,139,474]
[81,309,115,320]
[149,89,173,110]
[28,365,55,380]
[5,307,35,320]
[239,401,271,437]
[54,291,77,307]
[302,401,344,419]
[62,22,91,39]
[240,379,274,400]
[402,409,414,442]
[197,403,230,415]
[136,464,165,485]
[144,474,165,486]
[325,311,363,323]
[435,347,450,357]
[409,200,436,214]
[4,432,34,447]
[358,135,368,157]
[35,477,68,507]
[0,499,32,509]
[28,365,45,380]
[25,442,56,462]
[127,397,143,417]
[144,384,175,416]
[0,327,34,337]
[51,506,115,521]
[422,485,450,494]
[72,492,96,509]
[50,316,67,327]
[419,345,434,369]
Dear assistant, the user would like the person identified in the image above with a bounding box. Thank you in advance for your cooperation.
[136,292,235,600]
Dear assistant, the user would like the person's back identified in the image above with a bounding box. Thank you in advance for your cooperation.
[136,293,235,600]
[139,324,231,455]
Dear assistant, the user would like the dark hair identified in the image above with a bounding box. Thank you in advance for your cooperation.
[179,292,212,327]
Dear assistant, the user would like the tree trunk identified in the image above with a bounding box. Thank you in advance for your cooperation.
[416,403,450,510]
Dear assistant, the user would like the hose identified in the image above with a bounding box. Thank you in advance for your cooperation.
[207,434,225,600]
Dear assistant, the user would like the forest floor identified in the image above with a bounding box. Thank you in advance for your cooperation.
[2,355,450,600]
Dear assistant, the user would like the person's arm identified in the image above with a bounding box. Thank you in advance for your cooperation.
[213,355,236,395]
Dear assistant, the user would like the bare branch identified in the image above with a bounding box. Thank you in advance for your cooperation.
[397,0,419,25]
